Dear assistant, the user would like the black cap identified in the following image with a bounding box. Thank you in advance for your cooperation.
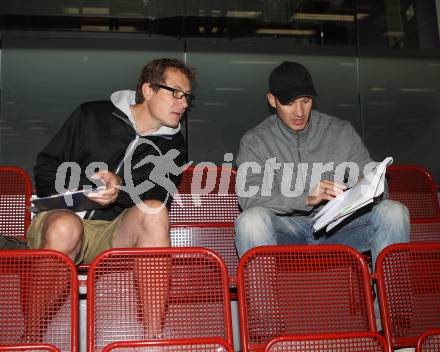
[269,61,317,104]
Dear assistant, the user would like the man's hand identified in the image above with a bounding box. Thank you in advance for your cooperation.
[87,170,121,206]
[306,179,347,206]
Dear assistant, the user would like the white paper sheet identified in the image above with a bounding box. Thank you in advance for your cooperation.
[313,157,393,232]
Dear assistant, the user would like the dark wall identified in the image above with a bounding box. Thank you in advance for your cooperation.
[1,0,440,183]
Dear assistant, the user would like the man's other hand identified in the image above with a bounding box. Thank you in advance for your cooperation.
[87,170,122,206]
[306,179,347,206]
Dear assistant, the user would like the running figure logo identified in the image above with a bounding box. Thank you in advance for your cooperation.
[121,138,192,214]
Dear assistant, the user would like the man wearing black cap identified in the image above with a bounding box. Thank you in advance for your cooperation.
[234,61,409,267]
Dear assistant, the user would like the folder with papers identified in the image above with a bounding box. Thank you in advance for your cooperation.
[313,157,393,232]
[32,185,106,213]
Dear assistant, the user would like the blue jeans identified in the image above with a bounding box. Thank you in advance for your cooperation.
[235,199,410,267]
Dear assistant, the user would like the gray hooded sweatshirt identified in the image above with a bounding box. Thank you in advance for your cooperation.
[236,110,373,215]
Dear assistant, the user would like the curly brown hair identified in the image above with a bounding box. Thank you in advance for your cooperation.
[135,58,196,104]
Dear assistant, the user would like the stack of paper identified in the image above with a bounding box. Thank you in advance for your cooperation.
[313,157,393,232]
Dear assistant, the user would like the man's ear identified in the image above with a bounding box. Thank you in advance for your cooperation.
[267,92,277,109]
[141,82,154,101]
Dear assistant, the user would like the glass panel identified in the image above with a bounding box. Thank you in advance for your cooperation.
[357,0,440,49]
[357,0,440,179]
[187,38,359,164]
[0,31,184,179]
[0,0,357,45]
[1,0,440,182]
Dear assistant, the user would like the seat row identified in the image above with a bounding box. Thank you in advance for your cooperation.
[1,243,439,352]
[2,164,440,238]
[0,164,439,289]
[0,164,439,351]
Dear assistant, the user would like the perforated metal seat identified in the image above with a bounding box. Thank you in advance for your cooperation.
[387,165,440,242]
[87,248,233,352]
[264,332,388,352]
[170,225,238,287]
[169,166,240,288]
[417,329,440,352]
[169,166,239,225]
[387,165,440,219]
[0,344,61,351]
[410,221,440,243]
[237,245,377,352]
[0,166,32,240]
[101,338,233,352]
[0,250,78,352]
[376,243,440,349]
[77,167,241,292]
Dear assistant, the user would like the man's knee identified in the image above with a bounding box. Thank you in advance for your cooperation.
[235,207,274,233]
[373,199,410,243]
[235,207,277,256]
[119,200,170,247]
[235,206,277,245]
[375,199,409,224]
[43,211,83,248]
[131,199,169,228]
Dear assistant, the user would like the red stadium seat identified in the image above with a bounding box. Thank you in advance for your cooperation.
[237,245,377,352]
[79,167,242,293]
[409,221,440,243]
[170,166,240,288]
[0,344,60,351]
[87,248,233,352]
[101,338,233,352]
[376,243,440,349]
[0,250,78,352]
[170,225,238,287]
[169,166,240,225]
[0,166,32,240]
[417,329,440,352]
[264,332,388,352]
[387,165,440,219]
[387,165,440,242]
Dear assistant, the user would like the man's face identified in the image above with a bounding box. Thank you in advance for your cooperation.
[267,93,313,132]
[143,68,192,129]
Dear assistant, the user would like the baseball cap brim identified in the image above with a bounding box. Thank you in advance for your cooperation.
[272,85,317,105]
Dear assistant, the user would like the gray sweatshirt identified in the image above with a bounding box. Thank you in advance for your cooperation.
[236,110,373,215]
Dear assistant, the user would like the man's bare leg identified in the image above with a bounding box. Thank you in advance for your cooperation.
[41,210,84,261]
[22,210,83,342]
[113,200,170,338]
